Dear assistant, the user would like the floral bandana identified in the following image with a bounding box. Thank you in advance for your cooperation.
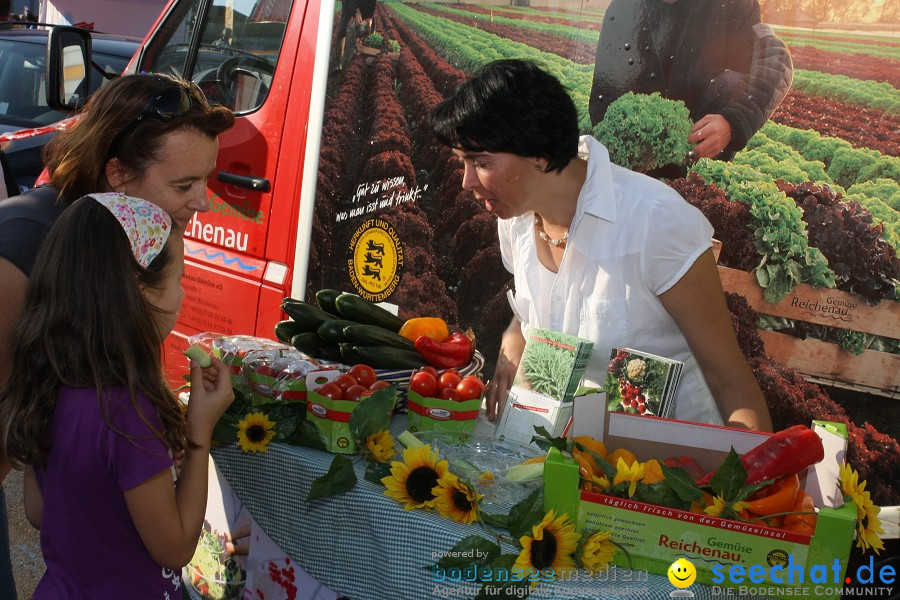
[88,192,172,268]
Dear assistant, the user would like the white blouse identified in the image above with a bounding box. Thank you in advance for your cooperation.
[498,136,722,425]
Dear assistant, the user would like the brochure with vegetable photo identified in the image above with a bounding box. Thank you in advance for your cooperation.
[495,328,593,447]
[605,348,683,418]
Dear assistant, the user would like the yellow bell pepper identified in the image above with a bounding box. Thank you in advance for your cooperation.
[399,317,449,343]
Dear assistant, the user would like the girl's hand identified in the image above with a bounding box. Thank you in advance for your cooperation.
[186,356,235,442]
[485,319,526,421]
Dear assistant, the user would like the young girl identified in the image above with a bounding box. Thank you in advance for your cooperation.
[0,192,235,598]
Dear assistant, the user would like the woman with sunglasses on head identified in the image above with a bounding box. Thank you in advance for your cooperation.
[0,73,233,386]
[0,74,234,588]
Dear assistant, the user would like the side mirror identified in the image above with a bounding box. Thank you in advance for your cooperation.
[46,26,92,112]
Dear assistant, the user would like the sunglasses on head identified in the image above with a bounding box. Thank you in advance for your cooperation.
[108,82,208,158]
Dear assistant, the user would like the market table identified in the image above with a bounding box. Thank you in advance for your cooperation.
[211,416,726,600]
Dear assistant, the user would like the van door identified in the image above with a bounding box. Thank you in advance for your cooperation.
[132,0,307,383]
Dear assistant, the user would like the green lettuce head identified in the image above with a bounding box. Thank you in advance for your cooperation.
[592,92,693,173]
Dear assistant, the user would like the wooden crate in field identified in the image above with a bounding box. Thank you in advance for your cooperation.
[717,265,900,399]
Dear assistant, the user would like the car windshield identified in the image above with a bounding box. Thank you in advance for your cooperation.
[0,38,132,129]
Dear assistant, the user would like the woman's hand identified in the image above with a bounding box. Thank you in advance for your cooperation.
[186,356,235,444]
[224,523,251,556]
[485,318,526,421]
[689,114,732,160]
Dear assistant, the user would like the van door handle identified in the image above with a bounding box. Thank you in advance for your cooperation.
[217,171,271,192]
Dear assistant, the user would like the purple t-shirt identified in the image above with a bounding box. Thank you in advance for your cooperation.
[33,385,180,599]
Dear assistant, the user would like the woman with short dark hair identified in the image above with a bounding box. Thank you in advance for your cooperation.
[431,60,772,431]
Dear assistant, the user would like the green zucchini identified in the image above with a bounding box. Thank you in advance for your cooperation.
[315,289,342,315]
[317,319,357,343]
[318,345,343,362]
[290,333,321,357]
[281,300,336,331]
[343,324,415,350]
[274,319,307,343]
[339,343,363,365]
[352,345,425,369]
[334,293,404,332]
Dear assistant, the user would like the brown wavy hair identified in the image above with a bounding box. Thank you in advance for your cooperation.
[45,73,235,203]
[0,197,188,467]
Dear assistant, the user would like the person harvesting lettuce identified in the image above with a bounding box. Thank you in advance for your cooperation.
[589,0,792,163]
[429,59,772,432]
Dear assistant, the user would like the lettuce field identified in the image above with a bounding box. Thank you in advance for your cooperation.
[307,2,900,505]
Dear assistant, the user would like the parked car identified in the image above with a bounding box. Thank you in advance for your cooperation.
[0,28,139,189]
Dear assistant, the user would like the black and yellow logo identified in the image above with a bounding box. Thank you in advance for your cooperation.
[337,437,349,449]
[347,218,403,302]
[767,549,789,567]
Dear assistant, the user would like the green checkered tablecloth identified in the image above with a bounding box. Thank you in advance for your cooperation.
[211,416,720,600]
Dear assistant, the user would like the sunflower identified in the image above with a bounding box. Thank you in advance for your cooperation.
[579,531,616,574]
[612,457,644,498]
[364,430,394,463]
[432,474,481,524]
[840,463,885,554]
[236,412,276,453]
[704,495,748,519]
[514,510,581,583]
[382,444,449,510]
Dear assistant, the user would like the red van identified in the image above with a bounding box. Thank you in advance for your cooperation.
[49,0,516,385]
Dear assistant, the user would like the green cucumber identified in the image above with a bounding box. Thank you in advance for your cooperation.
[290,333,321,357]
[334,293,404,332]
[506,462,544,482]
[274,319,307,343]
[183,344,212,368]
[397,430,425,449]
[343,324,415,350]
[281,300,336,331]
[351,345,425,369]
[315,289,342,315]
[317,319,357,343]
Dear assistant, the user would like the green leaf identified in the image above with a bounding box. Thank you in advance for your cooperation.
[480,512,509,529]
[211,412,240,444]
[348,385,396,443]
[530,426,569,454]
[472,555,533,599]
[709,448,748,502]
[658,463,705,503]
[283,419,326,450]
[427,536,501,570]
[735,478,776,502]
[506,487,545,541]
[306,455,357,502]
[363,460,392,486]
[635,480,691,510]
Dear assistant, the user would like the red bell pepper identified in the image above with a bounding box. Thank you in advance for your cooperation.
[415,331,474,369]
[697,425,824,487]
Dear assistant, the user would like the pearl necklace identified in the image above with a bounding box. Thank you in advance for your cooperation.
[534,215,569,247]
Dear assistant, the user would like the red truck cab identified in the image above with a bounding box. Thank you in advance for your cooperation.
[49,0,512,386]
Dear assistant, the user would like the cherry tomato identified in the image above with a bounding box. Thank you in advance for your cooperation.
[345,384,369,402]
[438,371,462,392]
[349,364,377,387]
[332,374,358,392]
[418,366,439,379]
[409,371,438,398]
[439,387,460,401]
[368,380,391,392]
[440,368,461,379]
[456,376,484,401]
[316,382,344,401]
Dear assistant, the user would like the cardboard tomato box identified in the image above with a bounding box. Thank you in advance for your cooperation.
[305,370,397,453]
[543,392,857,600]
[406,390,481,441]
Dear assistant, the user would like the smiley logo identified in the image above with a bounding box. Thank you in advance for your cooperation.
[667,558,696,588]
